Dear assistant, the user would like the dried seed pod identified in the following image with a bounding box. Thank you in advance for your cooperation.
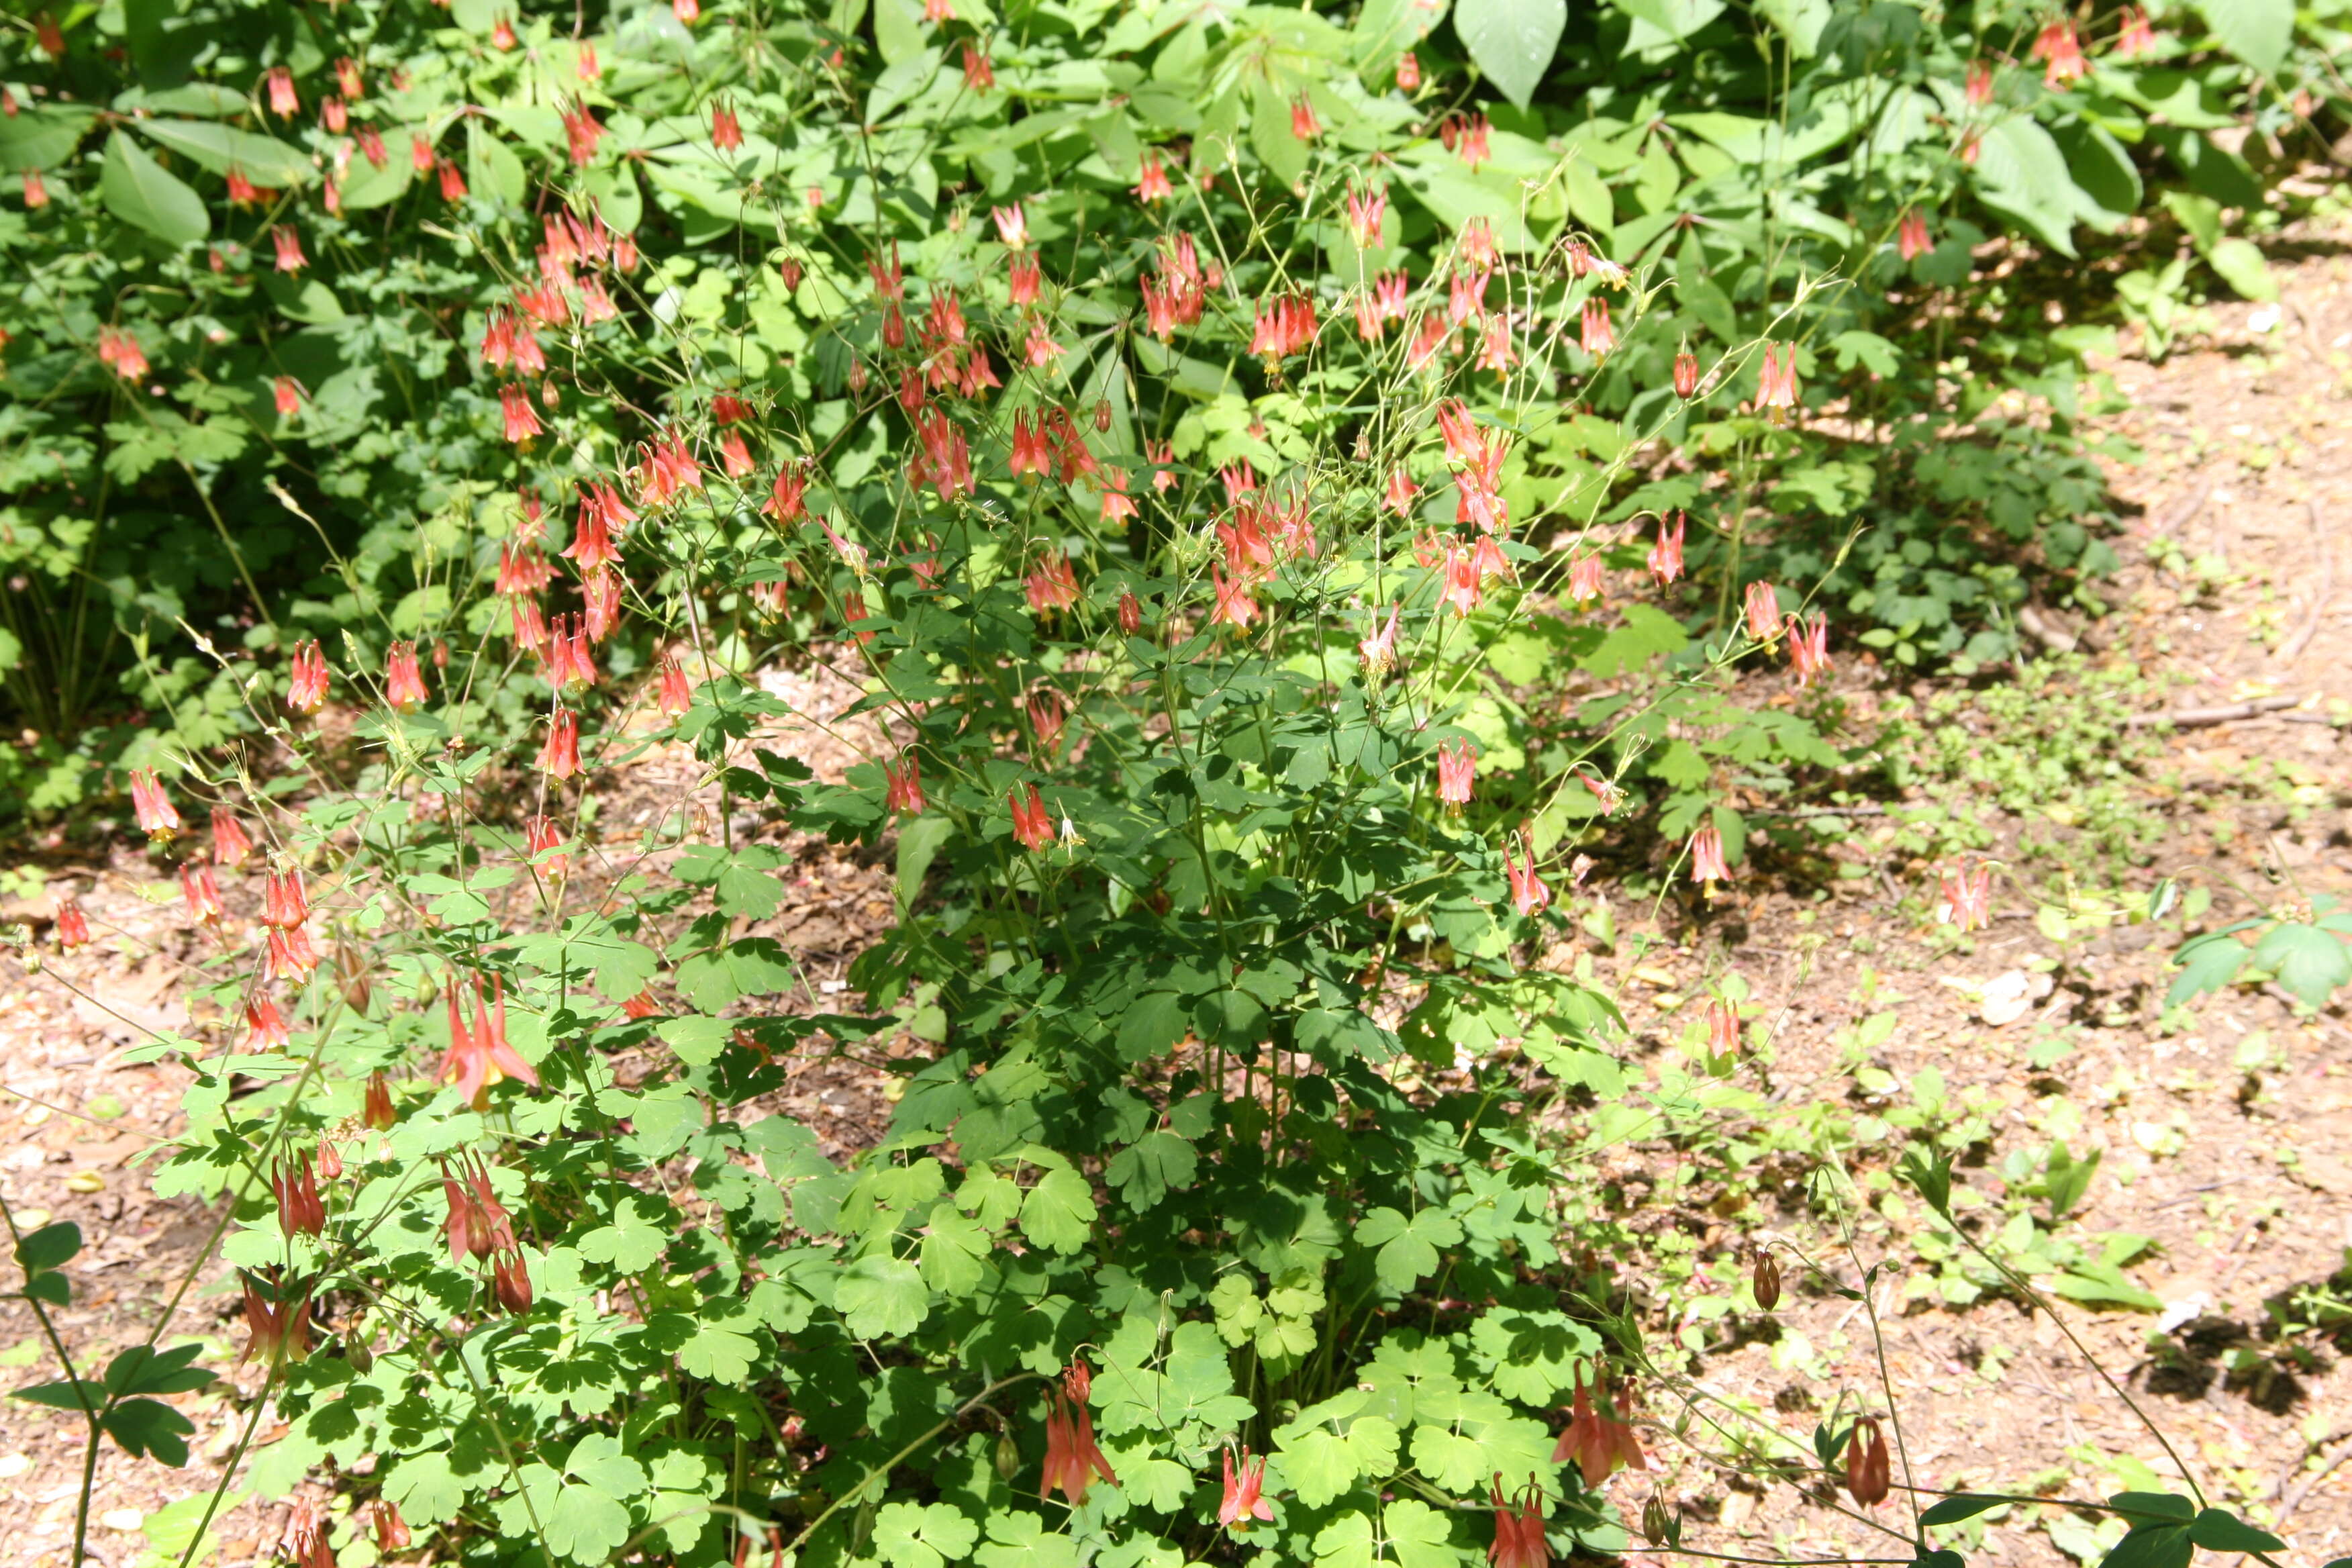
[1641,1492,1670,1547]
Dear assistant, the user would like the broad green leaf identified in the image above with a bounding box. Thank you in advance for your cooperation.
[2253,923,2352,1006]
[874,1501,980,1568]
[836,1253,928,1338]
[2192,0,2288,73]
[1452,0,1564,109]
[15,1220,82,1273]
[103,1398,195,1465]
[1918,1496,2008,1526]
[134,118,314,186]
[101,132,208,246]
[565,1432,649,1497]
[1018,1165,1097,1254]
[2187,1510,2284,1553]
[1355,1207,1463,1292]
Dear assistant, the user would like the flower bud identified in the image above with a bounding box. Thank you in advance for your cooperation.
[1093,399,1113,432]
[995,1428,1020,1481]
[1753,1248,1781,1310]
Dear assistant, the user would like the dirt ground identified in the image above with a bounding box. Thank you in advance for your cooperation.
[5,216,2352,1567]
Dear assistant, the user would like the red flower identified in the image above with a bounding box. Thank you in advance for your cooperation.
[1551,1371,1646,1486]
[525,814,569,879]
[238,1273,311,1367]
[1643,511,1685,587]
[884,753,926,816]
[1434,738,1475,809]
[493,1246,534,1314]
[1442,546,1482,618]
[1290,93,1321,142]
[1210,566,1261,631]
[273,1150,325,1236]
[1757,341,1800,417]
[130,769,181,840]
[1743,580,1783,643]
[1898,209,1931,261]
[385,640,429,710]
[336,56,364,98]
[1024,550,1081,616]
[765,462,809,523]
[265,924,321,981]
[54,895,91,952]
[1008,250,1042,306]
[675,0,699,21]
[1445,113,1492,170]
[1673,350,1700,398]
[288,640,330,714]
[437,156,467,202]
[538,707,583,779]
[712,99,742,151]
[963,43,995,92]
[273,375,302,417]
[1028,687,1067,761]
[441,1151,520,1259]
[355,125,387,168]
[1133,152,1173,204]
[1488,1475,1551,1568]
[657,654,695,716]
[1689,824,1730,886]
[1504,832,1551,919]
[720,430,756,479]
[373,1502,411,1552]
[1218,1447,1275,1528]
[1118,589,1144,634]
[991,203,1028,249]
[1009,783,1054,851]
[261,867,309,929]
[22,168,46,210]
[500,383,542,444]
[2115,7,2157,56]
[1580,297,1615,357]
[35,12,66,58]
[1785,610,1830,686]
[491,15,517,49]
[1039,1364,1118,1502]
[1395,51,1421,92]
[440,972,540,1111]
[207,807,252,868]
[1706,998,1739,1058]
[2030,21,2087,87]
[565,101,604,166]
[1939,860,1994,932]
[363,1070,397,1130]
[1359,603,1402,681]
[264,66,299,117]
[97,327,150,381]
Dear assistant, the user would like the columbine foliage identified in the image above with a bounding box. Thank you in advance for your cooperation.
[0,0,2339,1566]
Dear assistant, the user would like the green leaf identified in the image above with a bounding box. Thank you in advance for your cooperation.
[1018,1165,1097,1254]
[101,131,209,246]
[543,1482,634,1564]
[2253,923,2352,1006]
[875,1501,980,1568]
[12,1378,98,1411]
[1104,1130,1197,1211]
[15,1220,82,1273]
[577,1195,671,1275]
[565,1432,649,1498]
[836,1253,928,1338]
[2187,1509,2284,1553]
[677,1322,760,1383]
[2100,1524,2191,1568]
[103,1398,195,1465]
[1355,1207,1464,1292]
[2167,928,2255,1006]
[0,105,97,170]
[918,1202,991,1295]
[1453,0,1565,109]
[133,118,314,187]
[975,1510,1083,1568]
[1919,1496,2008,1527]
[2193,0,2289,74]
[2204,238,2277,303]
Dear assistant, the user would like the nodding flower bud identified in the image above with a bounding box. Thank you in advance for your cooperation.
[1118,589,1143,636]
[1843,1416,1891,1507]
[273,1151,326,1236]
[1641,1493,1671,1547]
[362,1069,397,1130]
[130,769,181,841]
[212,807,253,868]
[54,896,91,952]
[1752,1248,1782,1310]
[493,1246,534,1314]
[1673,350,1699,399]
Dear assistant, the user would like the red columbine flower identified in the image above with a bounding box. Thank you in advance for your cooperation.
[1435,738,1475,810]
[1219,1447,1275,1529]
[1965,59,1995,105]
[363,1070,397,1130]
[564,101,603,166]
[720,430,755,479]
[493,1246,534,1314]
[884,754,926,816]
[1133,152,1173,204]
[180,862,224,925]
[524,814,568,879]
[1504,832,1551,919]
[1435,545,1479,618]
[97,328,150,382]
[959,41,996,91]
[244,994,290,1049]
[34,11,66,58]
[538,707,582,778]
[266,923,320,981]
[1290,92,1321,141]
[1845,1417,1891,1506]
[437,156,467,201]
[1099,468,1137,526]
[129,769,181,840]
[1673,350,1700,398]
[1579,297,1615,357]
[22,168,46,209]
[262,867,308,929]
[1553,1371,1647,1486]
[385,641,428,709]
[273,376,302,416]
[1024,551,1081,616]
[1446,112,1493,169]
[712,392,754,426]
[711,99,742,150]
[273,1151,326,1236]
[54,896,91,952]
[868,242,905,301]
[1488,1475,1551,1568]
[1785,611,1830,686]
[765,463,810,523]
[1028,687,1067,761]
[636,430,703,507]
[2030,21,2086,87]
[491,14,517,48]
[2114,6,2157,56]
[1023,315,1065,369]
[546,614,599,691]
[1689,824,1731,886]
[1118,588,1144,634]
[336,56,364,98]
[1008,250,1042,305]
[991,203,1028,249]
[1477,318,1516,374]
[1743,580,1782,644]
[1705,998,1739,1058]
[1759,342,1800,415]
[1564,551,1604,605]
[673,0,699,21]
[1359,603,1402,682]
[1648,512,1686,587]
[441,1151,520,1259]
[656,654,695,716]
[238,1273,312,1367]
[582,568,623,642]
[500,383,542,444]
[1010,783,1054,851]
[441,972,540,1112]
[1939,860,1994,932]
[289,640,330,714]
[1040,1363,1118,1503]
[264,66,299,117]
[411,134,434,173]
[1897,209,1931,261]
[1395,51,1421,91]
[354,124,387,169]
[373,1503,410,1553]
[211,807,252,868]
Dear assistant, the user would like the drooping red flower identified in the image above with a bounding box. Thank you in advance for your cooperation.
[1898,209,1932,262]
[273,1150,325,1236]
[54,895,91,952]
[1649,512,1686,587]
[1551,1371,1647,1486]
[1395,52,1421,92]
[179,862,224,925]
[1674,349,1700,398]
[1039,1363,1118,1502]
[1009,783,1054,852]
[1757,342,1800,418]
[884,753,926,816]
[1939,860,1994,932]
[2030,21,2087,87]
[288,640,330,714]
[1845,1416,1891,1506]
[1434,738,1475,810]
[1689,824,1731,887]
[657,654,695,716]
[1785,610,1830,687]
[1024,550,1081,616]
[436,156,467,202]
[963,43,995,92]
[1743,580,1783,644]
[363,1070,397,1130]
[440,971,540,1112]
[1579,297,1615,357]
[1504,832,1551,919]
[538,707,582,779]
[1488,1474,1551,1568]
[385,641,429,710]
[1218,1447,1275,1529]
[130,769,181,841]
[263,66,299,117]
[1133,152,1173,204]
[711,99,742,152]
[238,1272,312,1367]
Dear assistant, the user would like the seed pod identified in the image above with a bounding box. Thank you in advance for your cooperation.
[1641,1493,1669,1547]
[1093,399,1113,432]
[1753,1248,1782,1311]
[995,1428,1021,1481]
[1844,1417,1891,1507]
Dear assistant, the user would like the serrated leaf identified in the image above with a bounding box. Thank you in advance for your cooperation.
[874,1501,980,1568]
[1018,1165,1097,1254]
[2252,923,2352,1007]
[836,1253,928,1338]
[565,1432,649,1497]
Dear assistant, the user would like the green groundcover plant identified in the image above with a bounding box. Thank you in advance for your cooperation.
[0,0,2342,1566]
